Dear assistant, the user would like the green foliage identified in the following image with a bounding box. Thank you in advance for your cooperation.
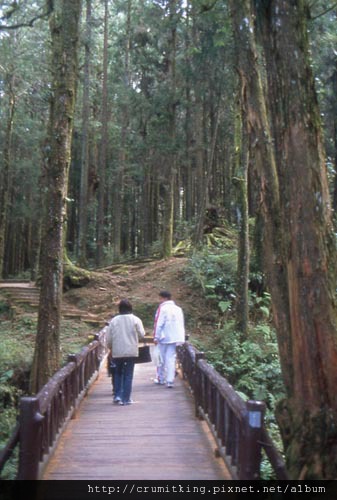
[0,392,21,479]
[203,322,285,407]
[185,243,270,322]
[187,244,286,478]
[0,299,10,315]
[0,335,33,376]
[185,247,238,310]
[196,321,285,479]
[0,407,19,480]
[250,291,272,321]
[0,313,99,478]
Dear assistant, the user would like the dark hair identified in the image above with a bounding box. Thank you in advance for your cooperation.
[159,290,171,300]
[118,299,133,314]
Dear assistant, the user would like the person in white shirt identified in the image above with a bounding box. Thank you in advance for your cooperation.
[106,299,145,405]
[153,290,185,388]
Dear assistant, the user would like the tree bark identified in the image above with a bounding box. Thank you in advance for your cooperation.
[96,0,109,267]
[162,0,178,258]
[233,90,250,336]
[113,0,132,261]
[230,0,287,349]
[0,72,15,278]
[191,6,206,246]
[78,0,92,267]
[30,0,82,394]
[331,61,337,217]
[256,0,337,478]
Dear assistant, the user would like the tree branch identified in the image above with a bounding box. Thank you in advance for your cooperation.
[310,1,337,21]
[0,3,53,30]
[199,0,218,14]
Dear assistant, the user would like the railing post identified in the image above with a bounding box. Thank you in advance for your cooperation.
[93,333,102,369]
[194,352,205,418]
[18,397,44,480]
[68,354,80,417]
[239,400,266,480]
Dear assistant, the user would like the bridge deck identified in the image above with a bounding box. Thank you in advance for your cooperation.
[42,356,231,480]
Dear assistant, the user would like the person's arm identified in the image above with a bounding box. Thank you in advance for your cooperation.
[106,323,113,350]
[153,308,166,343]
[135,316,146,339]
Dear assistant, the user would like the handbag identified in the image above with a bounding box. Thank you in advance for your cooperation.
[134,343,152,364]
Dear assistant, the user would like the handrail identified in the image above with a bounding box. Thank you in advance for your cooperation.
[1,331,289,480]
[0,326,107,480]
[260,427,289,480]
[176,342,289,480]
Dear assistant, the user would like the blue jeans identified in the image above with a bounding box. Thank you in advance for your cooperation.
[113,358,135,403]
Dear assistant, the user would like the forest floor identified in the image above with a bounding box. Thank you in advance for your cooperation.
[63,256,215,339]
[0,255,216,399]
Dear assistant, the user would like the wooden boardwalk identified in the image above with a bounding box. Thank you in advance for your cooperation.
[42,354,231,480]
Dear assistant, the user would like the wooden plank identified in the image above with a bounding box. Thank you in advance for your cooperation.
[42,355,231,480]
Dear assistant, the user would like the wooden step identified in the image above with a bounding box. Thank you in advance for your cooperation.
[1,282,103,325]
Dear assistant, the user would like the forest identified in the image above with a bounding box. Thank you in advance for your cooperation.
[1,0,337,480]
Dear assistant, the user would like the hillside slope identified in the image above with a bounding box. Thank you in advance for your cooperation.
[63,257,215,337]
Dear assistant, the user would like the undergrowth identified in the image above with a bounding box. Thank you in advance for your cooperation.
[0,303,97,479]
[185,242,286,479]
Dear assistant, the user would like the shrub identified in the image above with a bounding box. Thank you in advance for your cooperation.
[186,243,286,478]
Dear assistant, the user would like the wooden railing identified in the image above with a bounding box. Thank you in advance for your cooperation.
[0,327,107,480]
[1,332,289,481]
[176,342,289,480]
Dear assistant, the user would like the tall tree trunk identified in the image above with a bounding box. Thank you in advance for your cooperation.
[96,0,109,267]
[185,85,194,222]
[230,0,289,385]
[162,0,178,258]
[162,175,175,258]
[78,0,92,267]
[30,0,82,394]
[191,3,208,246]
[113,0,132,261]
[331,62,337,216]
[232,88,250,336]
[184,2,193,223]
[0,72,15,278]
[257,0,337,478]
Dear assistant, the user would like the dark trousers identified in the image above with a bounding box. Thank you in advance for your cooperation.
[113,358,135,403]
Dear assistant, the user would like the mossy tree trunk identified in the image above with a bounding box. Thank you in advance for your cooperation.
[30,0,82,394]
[233,121,250,335]
[231,0,282,341]
[331,61,337,217]
[78,0,92,268]
[162,176,175,258]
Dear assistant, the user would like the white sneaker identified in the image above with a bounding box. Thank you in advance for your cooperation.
[166,382,174,388]
[154,378,165,385]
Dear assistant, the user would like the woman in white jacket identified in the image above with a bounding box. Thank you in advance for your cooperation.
[153,290,185,388]
[106,299,145,405]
